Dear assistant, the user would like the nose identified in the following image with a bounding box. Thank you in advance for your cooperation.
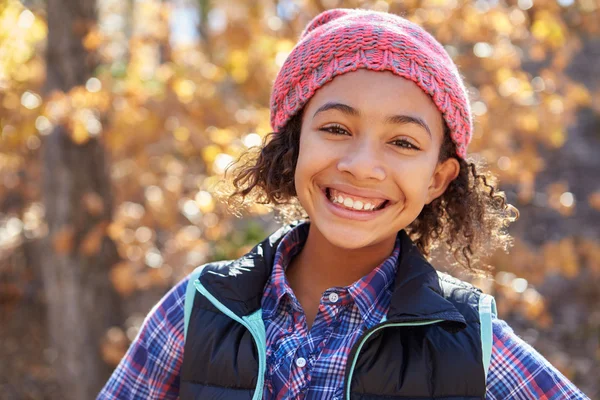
[337,138,386,181]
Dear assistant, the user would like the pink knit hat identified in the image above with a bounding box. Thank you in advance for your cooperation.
[269,8,473,158]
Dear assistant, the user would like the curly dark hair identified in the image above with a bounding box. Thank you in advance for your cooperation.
[223,108,518,275]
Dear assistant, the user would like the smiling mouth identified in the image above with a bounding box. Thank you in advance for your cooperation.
[324,187,390,212]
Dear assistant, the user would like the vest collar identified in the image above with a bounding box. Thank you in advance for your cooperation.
[387,230,466,331]
[198,223,466,331]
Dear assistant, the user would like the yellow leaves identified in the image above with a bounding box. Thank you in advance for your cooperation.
[71,119,91,145]
[0,1,47,134]
[487,10,513,36]
[275,39,295,54]
[271,39,296,68]
[212,153,234,174]
[44,90,70,123]
[200,141,220,160]
[0,2,47,59]
[199,62,226,82]
[543,238,580,278]
[455,7,484,42]
[172,79,196,103]
[21,11,47,42]
[546,182,576,216]
[531,11,566,48]
[494,66,513,85]
[2,92,20,110]
[196,81,216,99]
[173,126,190,142]
[83,27,104,51]
[133,0,169,40]
[209,127,235,146]
[548,129,566,148]
[228,50,249,83]
[493,270,550,327]
[40,85,110,144]
[1,0,599,343]
[155,63,175,82]
[69,108,102,144]
[565,82,592,107]
[71,85,107,109]
[515,112,540,133]
[195,191,215,213]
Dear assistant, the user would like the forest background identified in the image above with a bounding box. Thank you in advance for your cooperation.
[0,0,599,399]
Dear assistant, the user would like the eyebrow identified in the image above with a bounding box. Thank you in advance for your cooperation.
[313,101,432,138]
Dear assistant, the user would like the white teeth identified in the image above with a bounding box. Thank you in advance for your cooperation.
[329,189,382,211]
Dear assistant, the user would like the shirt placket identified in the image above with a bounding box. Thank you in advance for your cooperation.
[287,289,347,399]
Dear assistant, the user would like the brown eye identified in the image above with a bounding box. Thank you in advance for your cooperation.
[391,139,420,150]
[320,124,349,136]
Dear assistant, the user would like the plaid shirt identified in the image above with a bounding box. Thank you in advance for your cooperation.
[261,223,399,399]
[98,225,589,400]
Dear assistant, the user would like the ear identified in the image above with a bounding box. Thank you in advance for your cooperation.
[426,157,460,204]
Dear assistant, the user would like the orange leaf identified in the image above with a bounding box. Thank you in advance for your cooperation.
[109,262,136,297]
[82,191,105,216]
[80,222,108,256]
[52,225,75,255]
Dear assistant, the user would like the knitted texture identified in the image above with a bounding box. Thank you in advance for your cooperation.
[270,8,473,158]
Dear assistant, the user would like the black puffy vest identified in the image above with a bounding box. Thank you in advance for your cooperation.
[180,224,487,399]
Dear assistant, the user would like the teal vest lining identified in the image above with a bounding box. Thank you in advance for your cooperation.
[191,274,267,400]
[344,319,445,400]
[478,293,497,380]
[183,265,206,341]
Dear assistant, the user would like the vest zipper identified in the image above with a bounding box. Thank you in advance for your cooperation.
[343,319,444,400]
[194,280,267,400]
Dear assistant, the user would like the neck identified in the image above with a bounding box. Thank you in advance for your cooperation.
[286,222,397,296]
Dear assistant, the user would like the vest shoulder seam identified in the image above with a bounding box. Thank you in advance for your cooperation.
[436,271,483,294]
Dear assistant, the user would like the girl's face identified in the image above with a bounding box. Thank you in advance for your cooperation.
[295,69,459,250]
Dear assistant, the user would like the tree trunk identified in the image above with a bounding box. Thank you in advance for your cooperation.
[42,1,122,399]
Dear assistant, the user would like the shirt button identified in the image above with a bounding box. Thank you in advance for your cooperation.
[328,292,339,303]
[295,357,307,368]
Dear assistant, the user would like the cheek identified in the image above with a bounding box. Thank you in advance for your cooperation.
[294,135,310,184]
[295,132,335,179]
[391,159,436,201]
[294,134,318,198]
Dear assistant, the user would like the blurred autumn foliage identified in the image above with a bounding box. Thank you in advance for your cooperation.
[1,0,599,398]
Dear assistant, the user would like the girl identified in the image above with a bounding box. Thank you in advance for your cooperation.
[99,8,589,400]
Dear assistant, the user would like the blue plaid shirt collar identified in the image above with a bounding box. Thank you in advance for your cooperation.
[262,221,400,328]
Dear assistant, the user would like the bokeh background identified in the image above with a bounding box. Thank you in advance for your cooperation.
[1,0,599,399]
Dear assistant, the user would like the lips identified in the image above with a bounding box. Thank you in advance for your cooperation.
[319,187,390,221]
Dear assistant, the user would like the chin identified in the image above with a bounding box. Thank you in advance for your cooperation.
[310,218,397,251]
